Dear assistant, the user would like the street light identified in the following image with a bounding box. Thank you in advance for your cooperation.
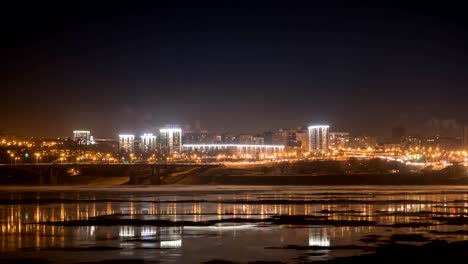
[10,153,14,164]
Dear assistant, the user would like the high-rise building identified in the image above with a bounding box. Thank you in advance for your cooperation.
[329,132,349,149]
[254,136,265,145]
[73,130,91,144]
[140,133,157,152]
[239,134,256,144]
[273,129,300,147]
[296,132,309,150]
[295,127,309,150]
[159,128,182,155]
[223,134,238,144]
[119,134,135,153]
[262,131,273,145]
[212,134,222,143]
[308,125,329,152]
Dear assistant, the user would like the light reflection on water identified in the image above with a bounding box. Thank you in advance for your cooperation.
[1,186,468,263]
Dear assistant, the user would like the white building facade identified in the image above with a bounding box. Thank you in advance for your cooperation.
[308,125,329,152]
[140,133,157,152]
[119,134,135,153]
[159,128,182,155]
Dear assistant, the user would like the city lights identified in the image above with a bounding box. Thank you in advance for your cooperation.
[1,122,468,167]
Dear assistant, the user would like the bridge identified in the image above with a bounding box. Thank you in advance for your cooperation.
[0,163,221,185]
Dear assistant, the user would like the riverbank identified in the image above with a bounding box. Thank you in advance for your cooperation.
[164,162,468,185]
[166,173,468,185]
[0,159,467,186]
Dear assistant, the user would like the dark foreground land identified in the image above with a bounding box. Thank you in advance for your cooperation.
[3,240,468,264]
[315,240,468,264]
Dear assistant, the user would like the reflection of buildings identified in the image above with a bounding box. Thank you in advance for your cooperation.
[308,125,329,152]
[119,134,135,153]
[1,190,453,255]
[119,226,135,237]
[159,128,182,155]
[160,239,182,248]
[141,226,158,236]
[309,228,330,247]
[118,226,182,249]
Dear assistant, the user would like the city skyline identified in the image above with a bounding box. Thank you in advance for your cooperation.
[2,117,468,140]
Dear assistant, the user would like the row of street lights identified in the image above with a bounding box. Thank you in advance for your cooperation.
[8,152,42,164]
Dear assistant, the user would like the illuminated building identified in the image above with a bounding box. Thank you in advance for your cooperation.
[182,131,218,144]
[329,132,349,149]
[239,135,264,145]
[73,130,91,144]
[273,129,300,147]
[254,136,265,145]
[239,134,256,144]
[350,135,377,149]
[212,134,222,143]
[401,135,423,149]
[159,128,182,155]
[140,133,157,152]
[295,127,309,150]
[119,134,135,153]
[183,144,284,158]
[308,125,329,152]
[223,134,238,144]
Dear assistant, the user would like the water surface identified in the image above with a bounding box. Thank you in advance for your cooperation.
[1,186,468,263]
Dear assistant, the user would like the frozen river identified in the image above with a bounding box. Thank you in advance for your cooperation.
[1,186,468,263]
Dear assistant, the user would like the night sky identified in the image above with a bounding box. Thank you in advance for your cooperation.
[2,1,468,138]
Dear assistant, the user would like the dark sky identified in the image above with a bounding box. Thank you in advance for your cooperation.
[2,1,468,137]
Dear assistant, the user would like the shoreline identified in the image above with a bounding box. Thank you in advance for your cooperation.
[1,159,467,186]
[1,184,468,192]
